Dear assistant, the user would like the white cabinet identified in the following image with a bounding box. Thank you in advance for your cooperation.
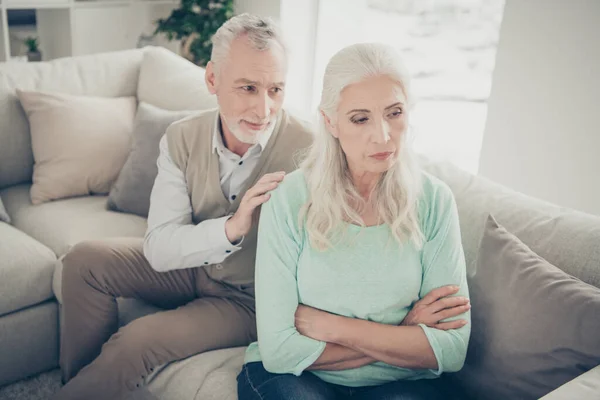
[72,5,135,55]
[0,0,180,63]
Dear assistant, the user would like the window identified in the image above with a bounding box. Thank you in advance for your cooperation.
[309,0,505,173]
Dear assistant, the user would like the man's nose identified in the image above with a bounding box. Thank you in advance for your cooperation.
[253,91,271,120]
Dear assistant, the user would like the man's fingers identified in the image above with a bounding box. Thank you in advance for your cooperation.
[433,303,471,321]
[247,193,271,209]
[257,171,286,185]
[245,181,279,200]
[434,320,468,331]
[419,285,460,306]
[430,296,470,313]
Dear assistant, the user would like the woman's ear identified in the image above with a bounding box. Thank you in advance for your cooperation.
[321,110,338,138]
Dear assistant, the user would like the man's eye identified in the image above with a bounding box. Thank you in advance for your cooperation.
[271,87,283,93]
[242,86,256,92]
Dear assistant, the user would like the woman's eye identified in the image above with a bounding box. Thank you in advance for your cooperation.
[388,109,403,118]
[351,117,369,124]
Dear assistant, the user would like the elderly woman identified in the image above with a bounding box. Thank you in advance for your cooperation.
[237,43,471,400]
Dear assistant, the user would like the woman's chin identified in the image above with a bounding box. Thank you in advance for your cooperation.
[368,158,397,173]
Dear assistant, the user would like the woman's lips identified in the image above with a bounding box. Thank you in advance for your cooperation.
[369,152,393,161]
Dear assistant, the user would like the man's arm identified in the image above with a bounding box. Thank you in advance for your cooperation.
[143,135,242,272]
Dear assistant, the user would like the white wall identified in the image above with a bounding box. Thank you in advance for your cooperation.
[479,0,600,215]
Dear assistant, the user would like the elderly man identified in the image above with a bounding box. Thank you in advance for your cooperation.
[53,13,313,400]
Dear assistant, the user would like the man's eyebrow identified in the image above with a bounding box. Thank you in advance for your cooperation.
[234,78,259,85]
[233,79,286,87]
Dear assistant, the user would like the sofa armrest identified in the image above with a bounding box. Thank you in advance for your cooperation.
[539,365,600,399]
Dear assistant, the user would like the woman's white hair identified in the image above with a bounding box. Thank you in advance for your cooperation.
[210,13,285,72]
[300,42,424,251]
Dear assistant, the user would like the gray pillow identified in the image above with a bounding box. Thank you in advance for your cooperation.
[107,102,195,217]
[452,215,600,400]
[0,197,10,224]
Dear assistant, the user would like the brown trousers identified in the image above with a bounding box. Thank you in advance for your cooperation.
[53,238,256,400]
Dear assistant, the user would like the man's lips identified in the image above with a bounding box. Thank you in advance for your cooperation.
[243,120,268,130]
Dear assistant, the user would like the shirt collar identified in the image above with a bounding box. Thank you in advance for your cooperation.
[212,112,277,155]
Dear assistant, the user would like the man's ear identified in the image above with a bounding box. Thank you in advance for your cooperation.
[205,61,218,95]
[321,110,338,138]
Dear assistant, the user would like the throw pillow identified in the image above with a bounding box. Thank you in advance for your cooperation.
[16,90,136,204]
[137,46,217,111]
[453,215,600,400]
[107,102,195,217]
[0,198,10,224]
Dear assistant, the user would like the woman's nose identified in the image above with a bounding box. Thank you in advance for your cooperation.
[371,120,391,144]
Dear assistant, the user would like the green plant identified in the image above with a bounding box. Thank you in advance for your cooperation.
[25,37,39,53]
[155,0,234,66]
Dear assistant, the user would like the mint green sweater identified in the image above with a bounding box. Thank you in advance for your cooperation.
[244,169,470,387]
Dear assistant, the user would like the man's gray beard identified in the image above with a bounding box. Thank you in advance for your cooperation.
[230,119,276,145]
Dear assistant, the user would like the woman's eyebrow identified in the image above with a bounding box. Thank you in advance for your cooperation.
[346,108,370,115]
[385,102,404,110]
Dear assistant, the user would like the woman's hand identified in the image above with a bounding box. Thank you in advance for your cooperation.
[295,305,341,342]
[401,285,470,330]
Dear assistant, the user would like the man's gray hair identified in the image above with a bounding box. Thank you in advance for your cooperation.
[210,13,286,71]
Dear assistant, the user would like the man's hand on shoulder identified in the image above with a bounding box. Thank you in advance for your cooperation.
[225,171,286,243]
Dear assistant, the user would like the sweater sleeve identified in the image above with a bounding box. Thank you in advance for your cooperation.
[254,175,326,375]
[417,181,471,375]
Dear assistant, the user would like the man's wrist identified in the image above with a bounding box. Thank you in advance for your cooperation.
[225,216,243,244]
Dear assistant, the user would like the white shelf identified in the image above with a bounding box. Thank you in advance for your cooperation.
[4,3,70,9]
[73,1,132,8]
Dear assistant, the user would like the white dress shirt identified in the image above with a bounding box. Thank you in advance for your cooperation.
[143,115,273,272]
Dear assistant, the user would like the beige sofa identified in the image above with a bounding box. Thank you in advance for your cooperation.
[0,47,598,399]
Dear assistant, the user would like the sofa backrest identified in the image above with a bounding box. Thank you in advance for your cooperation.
[423,160,600,290]
[0,48,145,189]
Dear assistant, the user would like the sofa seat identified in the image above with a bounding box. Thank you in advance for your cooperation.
[0,221,56,317]
[0,184,147,258]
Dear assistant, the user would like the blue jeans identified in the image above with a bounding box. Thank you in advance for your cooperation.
[237,362,448,400]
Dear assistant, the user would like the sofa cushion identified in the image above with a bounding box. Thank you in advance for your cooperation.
[0,197,9,223]
[17,90,137,204]
[0,222,56,317]
[0,184,146,258]
[540,365,600,400]
[146,347,244,400]
[108,102,195,217]
[0,301,59,387]
[453,215,600,400]
[113,299,241,400]
[137,46,217,112]
[422,160,600,289]
[0,48,144,190]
